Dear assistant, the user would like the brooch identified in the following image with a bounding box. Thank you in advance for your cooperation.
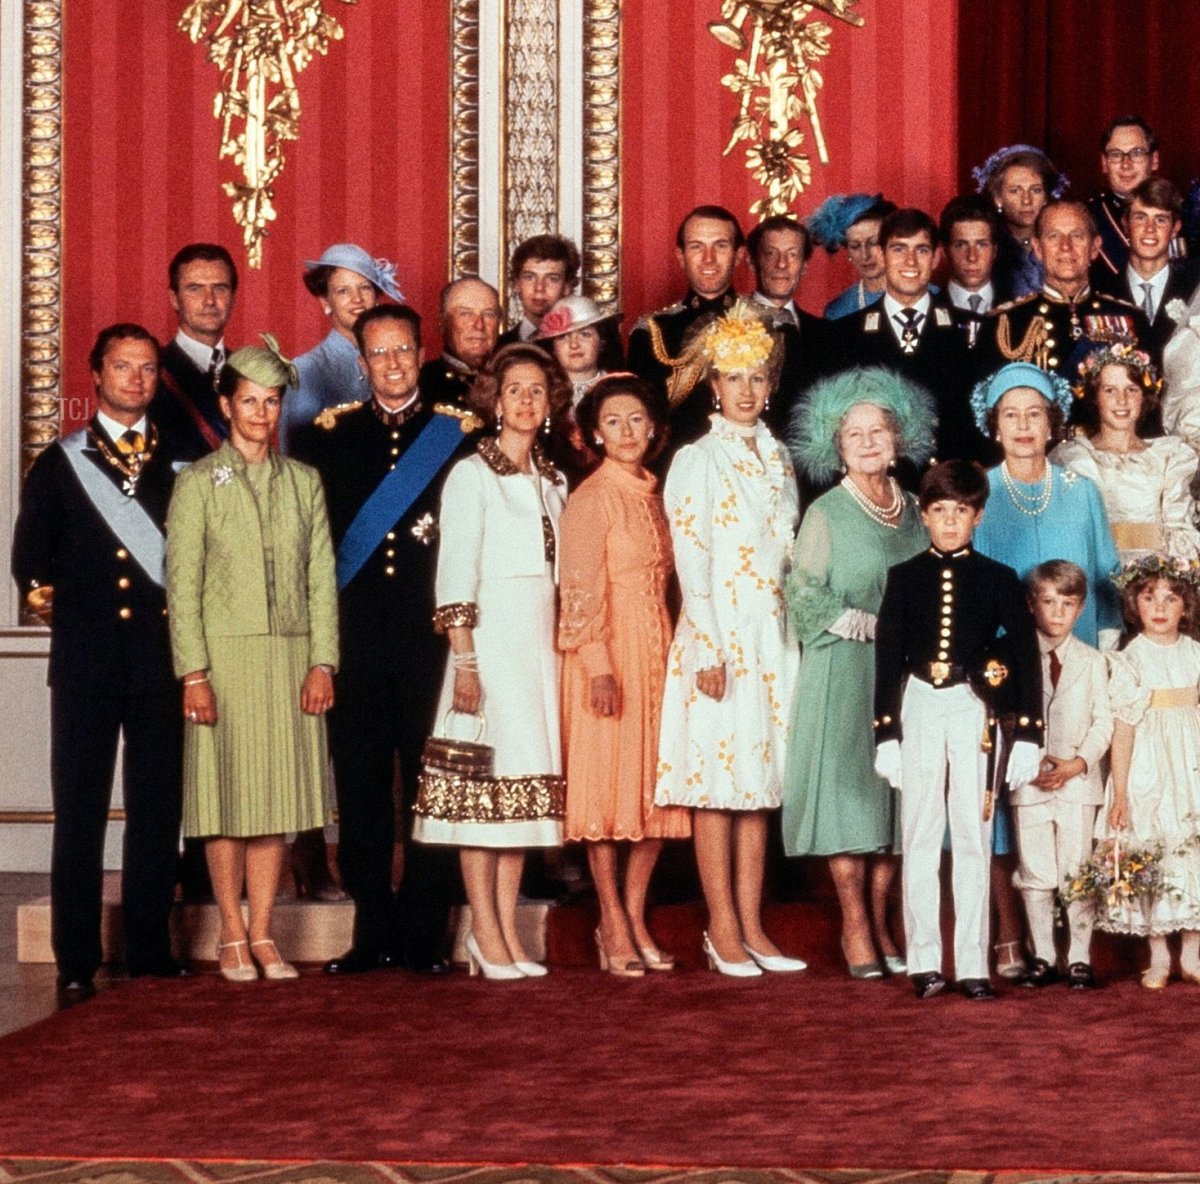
[982,659,1009,688]
[212,465,234,487]
[411,512,438,545]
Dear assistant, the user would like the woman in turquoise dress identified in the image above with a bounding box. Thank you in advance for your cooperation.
[783,368,936,978]
[168,338,338,982]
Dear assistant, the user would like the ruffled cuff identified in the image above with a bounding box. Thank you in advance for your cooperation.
[433,602,479,634]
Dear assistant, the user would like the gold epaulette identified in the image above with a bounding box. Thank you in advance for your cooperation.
[989,292,1037,317]
[631,300,686,334]
[313,402,360,431]
[434,403,484,434]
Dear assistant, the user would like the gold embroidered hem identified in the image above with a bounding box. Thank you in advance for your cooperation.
[433,601,479,632]
[415,770,565,822]
[1149,686,1199,710]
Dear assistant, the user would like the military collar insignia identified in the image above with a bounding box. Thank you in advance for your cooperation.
[864,310,881,332]
[1042,283,1091,306]
[685,289,736,312]
[934,307,952,327]
[371,395,423,428]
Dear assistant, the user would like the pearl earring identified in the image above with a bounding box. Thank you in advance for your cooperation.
[544,415,552,434]
[594,437,604,446]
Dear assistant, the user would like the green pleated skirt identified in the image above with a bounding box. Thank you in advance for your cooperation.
[183,634,331,838]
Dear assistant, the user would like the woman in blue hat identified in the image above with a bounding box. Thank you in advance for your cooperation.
[278,243,405,453]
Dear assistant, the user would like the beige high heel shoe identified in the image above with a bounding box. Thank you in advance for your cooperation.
[217,939,258,983]
[636,943,676,972]
[250,938,299,980]
[595,929,645,978]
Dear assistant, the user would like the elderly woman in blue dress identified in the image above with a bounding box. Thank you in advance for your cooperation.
[654,303,805,977]
[782,368,936,978]
[278,243,404,453]
[807,194,896,320]
[972,360,1119,977]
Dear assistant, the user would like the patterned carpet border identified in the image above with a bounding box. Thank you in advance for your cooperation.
[3,1161,1200,1184]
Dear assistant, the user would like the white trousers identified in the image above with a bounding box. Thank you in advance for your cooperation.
[1014,798,1099,964]
[899,679,992,980]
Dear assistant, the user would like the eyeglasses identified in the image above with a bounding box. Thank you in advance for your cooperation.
[367,344,416,359]
[1104,147,1151,164]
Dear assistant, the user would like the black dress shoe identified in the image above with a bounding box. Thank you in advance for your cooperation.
[959,977,996,1000]
[324,947,401,975]
[911,971,947,999]
[129,957,192,979]
[1021,957,1059,988]
[55,974,96,1006]
[406,956,453,976]
[1067,961,1099,990]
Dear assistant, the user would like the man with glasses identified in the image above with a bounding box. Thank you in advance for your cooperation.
[294,304,476,976]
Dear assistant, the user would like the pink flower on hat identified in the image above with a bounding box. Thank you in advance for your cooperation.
[538,306,575,338]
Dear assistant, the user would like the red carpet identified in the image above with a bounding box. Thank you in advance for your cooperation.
[0,961,1196,1171]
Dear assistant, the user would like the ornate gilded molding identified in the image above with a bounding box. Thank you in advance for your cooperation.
[180,0,355,269]
[21,0,64,479]
[449,0,481,279]
[710,0,864,219]
[581,0,619,311]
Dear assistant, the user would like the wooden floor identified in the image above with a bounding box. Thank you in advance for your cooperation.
[0,873,61,1036]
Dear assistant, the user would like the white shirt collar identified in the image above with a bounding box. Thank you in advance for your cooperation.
[173,329,226,374]
[1126,261,1170,303]
[96,410,148,444]
[751,290,798,324]
[882,291,932,333]
[947,279,994,312]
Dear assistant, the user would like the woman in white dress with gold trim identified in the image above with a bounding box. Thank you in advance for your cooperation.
[412,344,570,979]
[654,303,805,977]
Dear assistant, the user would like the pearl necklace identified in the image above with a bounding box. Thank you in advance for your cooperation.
[1000,460,1053,516]
[841,475,903,528]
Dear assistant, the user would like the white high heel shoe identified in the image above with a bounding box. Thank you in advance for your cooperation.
[250,938,300,980]
[465,933,526,981]
[513,959,549,978]
[743,943,807,973]
[702,931,762,977]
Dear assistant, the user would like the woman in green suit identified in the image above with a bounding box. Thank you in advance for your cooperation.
[167,337,338,982]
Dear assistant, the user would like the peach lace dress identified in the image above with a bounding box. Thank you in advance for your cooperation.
[558,460,691,841]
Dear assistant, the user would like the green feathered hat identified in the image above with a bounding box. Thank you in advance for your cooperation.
[788,367,938,483]
[225,333,299,392]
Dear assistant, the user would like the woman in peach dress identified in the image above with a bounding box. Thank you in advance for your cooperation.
[559,374,691,977]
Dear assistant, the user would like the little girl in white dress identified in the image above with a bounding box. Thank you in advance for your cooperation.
[1100,557,1200,989]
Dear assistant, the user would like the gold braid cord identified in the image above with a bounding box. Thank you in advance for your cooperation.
[997,314,1049,368]
[710,0,865,219]
[647,318,710,408]
[179,0,356,268]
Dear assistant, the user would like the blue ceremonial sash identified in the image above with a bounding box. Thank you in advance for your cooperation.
[60,430,166,586]
[336,408,471,591]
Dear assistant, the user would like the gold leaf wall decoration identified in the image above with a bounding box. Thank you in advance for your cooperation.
[180,0,356,267]
[709,0,864,219]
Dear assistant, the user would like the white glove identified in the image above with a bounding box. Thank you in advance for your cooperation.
[874,739,902,789]
[1097,628,1121,653]
[1006,740,1042,789]
[829,608,878,642]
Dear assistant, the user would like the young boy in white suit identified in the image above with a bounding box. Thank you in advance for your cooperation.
[1015,560,1114,990]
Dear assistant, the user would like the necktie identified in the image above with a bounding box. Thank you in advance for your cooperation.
[1140,281,1155,320]
[207,346,223,389]
[1048,648,1062,690]
[897,308,920,354]
[967,293,983,315]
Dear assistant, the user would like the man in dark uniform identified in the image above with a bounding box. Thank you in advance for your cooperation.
[148,243,238,462]
[745,213,830,436]
[988,201,1151,395]
[496,234,579,347]
[1094,177,1199,365]
[294,304,476,975]
[627,204,745,455]
[417,276,502,408]
[832,208,992,465]
[12,324,187,998]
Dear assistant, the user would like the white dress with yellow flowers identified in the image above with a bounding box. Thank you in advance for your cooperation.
[654,414,800,811]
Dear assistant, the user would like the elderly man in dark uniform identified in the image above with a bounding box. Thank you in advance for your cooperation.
[627,204,745,456]
[988,201,1151,394]
[294,303,477,975]
[417,276,502,409]
[148,243,238,462]
[12,323,188,998]
[832,208,992,465]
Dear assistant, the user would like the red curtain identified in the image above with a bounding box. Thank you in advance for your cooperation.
[957,0,1200,200]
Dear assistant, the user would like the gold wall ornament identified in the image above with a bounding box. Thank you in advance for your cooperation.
[448,0,480,279]
[179,0,357,268]
[710,0,865,219]
[581,0,620,312]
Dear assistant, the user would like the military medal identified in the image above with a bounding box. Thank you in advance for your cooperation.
[90,423,156,497]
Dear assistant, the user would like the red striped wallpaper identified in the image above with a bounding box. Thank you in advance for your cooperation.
[62,1,450,429]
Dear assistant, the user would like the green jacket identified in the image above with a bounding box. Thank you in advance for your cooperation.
[166,442,339,677]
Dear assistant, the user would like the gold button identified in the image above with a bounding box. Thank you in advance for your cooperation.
[162,608,169,617]
[882,715,892,725]
[942,581,952,591]
[385,566,395,577]
[118,607,132,620]
[1048,356,1059,367]
[942,594,953,604]
[391,430,400,440]
[938,650,948,660]
[389,464,396,472]
[941,569,952,578]
[390,447,400,457]
[1018,715,1030,726]
[118,577,130,589]
[386,549,395,558]
[116,548,128,560]
[1045,337,1056,349]
[1038,304,1049,314]
[386,532,396,541]
[940,628,951,639]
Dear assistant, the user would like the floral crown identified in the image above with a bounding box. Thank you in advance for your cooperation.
[1112,553,1200,591]
[1074,343,1162,400]
[700,301,777,373]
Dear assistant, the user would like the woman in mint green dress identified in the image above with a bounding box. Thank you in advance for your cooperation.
[783,368,935,978]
